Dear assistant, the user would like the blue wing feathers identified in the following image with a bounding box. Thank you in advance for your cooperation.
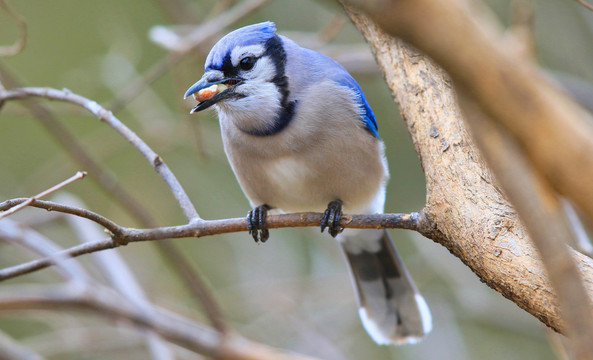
[333,72,380,139]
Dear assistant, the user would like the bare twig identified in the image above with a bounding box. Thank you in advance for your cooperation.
[0,171,86,220]
[576,0,593,12]
[0,198,121,234]
[0,218,89,283]
[0,284,319,360]
[0,65,159,227]
[0,65,225,332]
[0,87,200,222]
[0,0,27,56]
[58,194,173,360]
[0,238,115,281]
[0,198,425,237]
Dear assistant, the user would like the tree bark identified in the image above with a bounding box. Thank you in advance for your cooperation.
[344,9,593,334]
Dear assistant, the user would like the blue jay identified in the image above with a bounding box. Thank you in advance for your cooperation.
[184,22,431,345]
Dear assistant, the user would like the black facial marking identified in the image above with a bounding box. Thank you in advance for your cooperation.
[208,53,237,78]
[205,35,296,136]
[242,35,296,137]
[265,35,290,110]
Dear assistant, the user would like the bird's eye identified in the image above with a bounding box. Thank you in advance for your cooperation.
[239,56,256,71]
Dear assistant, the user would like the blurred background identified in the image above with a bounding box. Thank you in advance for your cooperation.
[1,0,593,359]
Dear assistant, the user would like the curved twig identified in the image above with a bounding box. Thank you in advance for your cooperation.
[0,198,121,235]
[0,65,228,334]
[0,171,86,220]
[0,87,200,222]
[0,0,27,57]
[576,0,593,12]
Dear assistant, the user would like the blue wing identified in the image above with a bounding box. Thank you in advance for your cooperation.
[332,69,380,139]
[296,46,380,138]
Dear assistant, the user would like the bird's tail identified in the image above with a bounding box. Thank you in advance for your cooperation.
[340,229,432,345]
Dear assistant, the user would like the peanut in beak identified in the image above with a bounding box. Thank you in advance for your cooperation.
[194,83,229,102]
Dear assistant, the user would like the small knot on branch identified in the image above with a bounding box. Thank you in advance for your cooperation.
[153,155,163,167]
[111,233,129,247]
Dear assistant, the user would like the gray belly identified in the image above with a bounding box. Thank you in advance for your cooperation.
[230,149,386,214]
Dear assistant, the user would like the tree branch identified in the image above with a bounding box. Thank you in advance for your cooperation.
[0,87,200,221]
[342,5,593,337]
[0,65,228,334]
[60,193,174,359]
[0,197,426,281]
[0,218,90,283]
[459,95,593,357]
[343,0,593,234]
[0,284,319,360]
[0,198,122,234]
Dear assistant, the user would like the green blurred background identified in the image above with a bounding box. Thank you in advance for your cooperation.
[1,0,592,359]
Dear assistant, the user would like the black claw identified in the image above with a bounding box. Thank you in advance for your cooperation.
[321,200,343,237]
[247,204,270,243]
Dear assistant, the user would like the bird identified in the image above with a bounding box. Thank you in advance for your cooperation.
[184,21,432,345]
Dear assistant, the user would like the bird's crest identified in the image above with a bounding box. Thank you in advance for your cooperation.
[205,21,277,71]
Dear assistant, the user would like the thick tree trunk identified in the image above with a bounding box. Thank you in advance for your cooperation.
[345,10,593,335]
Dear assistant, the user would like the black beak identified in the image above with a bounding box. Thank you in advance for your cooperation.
[184,76,242,113]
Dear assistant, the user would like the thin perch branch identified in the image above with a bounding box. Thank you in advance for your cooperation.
[0,64,227,334]
[0,199,426,281]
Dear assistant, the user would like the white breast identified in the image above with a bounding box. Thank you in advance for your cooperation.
[265,156,314,195]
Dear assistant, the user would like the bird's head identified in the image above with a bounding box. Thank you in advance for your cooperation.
[184,21,290,121]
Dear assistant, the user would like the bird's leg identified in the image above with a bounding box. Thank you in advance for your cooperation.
[247,204,271,243]
[321,200,343,237]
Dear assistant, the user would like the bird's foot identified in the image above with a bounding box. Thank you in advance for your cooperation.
[321,200,343,237]
[247,204,270,243]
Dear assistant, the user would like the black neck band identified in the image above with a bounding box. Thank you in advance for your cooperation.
[241,35,296,137]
